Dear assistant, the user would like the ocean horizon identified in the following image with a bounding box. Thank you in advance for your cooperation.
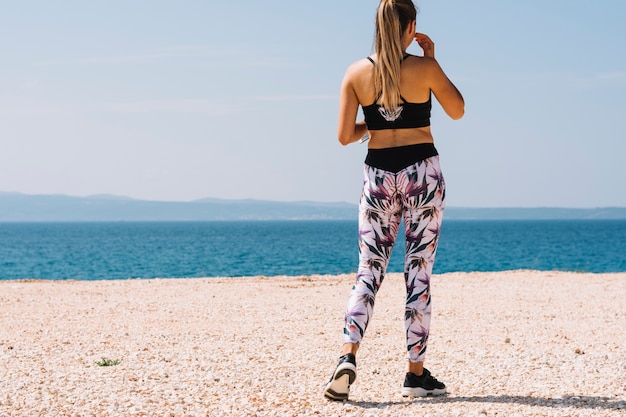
[1,219,624,280]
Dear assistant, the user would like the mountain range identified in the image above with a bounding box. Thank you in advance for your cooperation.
[1,192,625,221]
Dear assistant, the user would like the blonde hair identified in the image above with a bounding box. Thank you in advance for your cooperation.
[374,0,417,112]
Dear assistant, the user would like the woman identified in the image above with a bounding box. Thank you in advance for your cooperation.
[323,0,464,401]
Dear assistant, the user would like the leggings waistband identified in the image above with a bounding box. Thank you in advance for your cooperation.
[365,143,438,173]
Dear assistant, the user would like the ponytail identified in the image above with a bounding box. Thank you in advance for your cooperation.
[374,0,417,113]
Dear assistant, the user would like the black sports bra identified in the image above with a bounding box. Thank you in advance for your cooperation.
[362,55,431,130]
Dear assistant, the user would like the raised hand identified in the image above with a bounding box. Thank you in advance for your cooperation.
[414,33,435,58]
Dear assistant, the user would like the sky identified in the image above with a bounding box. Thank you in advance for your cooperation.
[1,0,625,207]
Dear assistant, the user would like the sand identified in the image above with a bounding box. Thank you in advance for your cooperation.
[0,271,625,417]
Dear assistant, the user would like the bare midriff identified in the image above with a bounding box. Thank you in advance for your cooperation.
[367,126,434,149]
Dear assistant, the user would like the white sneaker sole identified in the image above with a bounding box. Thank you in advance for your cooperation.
[401,386,447,397]
[323,363,356,401]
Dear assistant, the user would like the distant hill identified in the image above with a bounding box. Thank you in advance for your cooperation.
[0,192,355,221]
[0,192,625,221]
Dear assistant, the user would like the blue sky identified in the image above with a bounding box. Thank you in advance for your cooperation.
[1,0,625,207]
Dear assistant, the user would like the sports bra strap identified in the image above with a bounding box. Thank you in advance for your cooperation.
[366,53,411,66]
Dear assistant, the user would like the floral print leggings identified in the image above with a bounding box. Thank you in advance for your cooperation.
[343,155,445,363]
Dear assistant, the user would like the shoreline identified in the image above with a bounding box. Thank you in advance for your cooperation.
[3,268,626,283]
[1,271,625,416]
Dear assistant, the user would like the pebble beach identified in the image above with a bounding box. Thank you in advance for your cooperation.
[1,270,625,417]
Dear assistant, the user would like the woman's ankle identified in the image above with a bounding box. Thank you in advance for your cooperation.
[408,361,424,376]
[341,343,359,356]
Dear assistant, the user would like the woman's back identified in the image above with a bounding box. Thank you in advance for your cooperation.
[344,54,441,148]
[338,41,463,148]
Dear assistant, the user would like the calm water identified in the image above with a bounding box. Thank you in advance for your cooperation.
[0,220,624,280]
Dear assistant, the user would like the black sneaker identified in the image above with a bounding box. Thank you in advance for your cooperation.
[323,353,357,401]
[401,368,446,397]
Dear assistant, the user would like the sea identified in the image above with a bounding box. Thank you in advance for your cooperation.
[0,220,625,280]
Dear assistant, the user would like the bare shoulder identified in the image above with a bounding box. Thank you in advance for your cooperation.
[342,57,375,95]
[345,57,374,76]
[403,55,446,85]
[404,55,438,71]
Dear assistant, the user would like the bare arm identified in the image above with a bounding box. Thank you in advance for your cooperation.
[428,58,464,119]
[415,33,465,120]
[337,66,369,146]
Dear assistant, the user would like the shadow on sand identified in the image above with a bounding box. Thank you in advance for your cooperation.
[351,395,625,411]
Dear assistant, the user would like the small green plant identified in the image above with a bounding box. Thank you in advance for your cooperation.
[95,357,121,367]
